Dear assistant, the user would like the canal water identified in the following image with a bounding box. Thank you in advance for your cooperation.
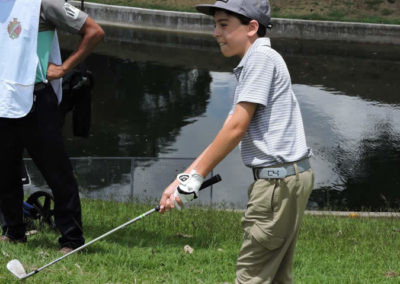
[29,25,400,210]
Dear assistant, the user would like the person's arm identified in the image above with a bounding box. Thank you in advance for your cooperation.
[46,17,104,80]
[159,101,257,213]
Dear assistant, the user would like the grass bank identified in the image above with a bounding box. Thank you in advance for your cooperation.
[0,200,400,284]
[1,199,399,283]
[86,0,400,25]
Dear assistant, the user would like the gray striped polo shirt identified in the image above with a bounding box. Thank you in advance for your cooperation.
[230,37,312,167]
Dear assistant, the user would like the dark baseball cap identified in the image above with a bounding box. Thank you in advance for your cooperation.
[196,0,271,28]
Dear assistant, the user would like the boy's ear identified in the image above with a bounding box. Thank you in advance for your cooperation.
[247,20,259,37]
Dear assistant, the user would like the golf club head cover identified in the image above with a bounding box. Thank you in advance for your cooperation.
[173,169,204,210]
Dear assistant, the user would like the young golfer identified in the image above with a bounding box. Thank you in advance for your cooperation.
[159,0,314,283]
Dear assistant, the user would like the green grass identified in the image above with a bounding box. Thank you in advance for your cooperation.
[296,215,400,283]
[1,199,400,283]
[86,0,400,25]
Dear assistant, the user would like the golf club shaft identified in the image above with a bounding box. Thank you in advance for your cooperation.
[23,206,157,278]
[20,174,221,279]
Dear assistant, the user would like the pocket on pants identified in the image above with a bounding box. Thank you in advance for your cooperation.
[250,223,285,251]
[247,179,278,215]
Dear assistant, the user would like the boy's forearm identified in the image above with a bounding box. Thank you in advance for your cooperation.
[190,102,256,177]
[195,126,244,177]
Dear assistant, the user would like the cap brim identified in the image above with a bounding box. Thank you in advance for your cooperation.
[196,3,244,18]
[195,4,218,16]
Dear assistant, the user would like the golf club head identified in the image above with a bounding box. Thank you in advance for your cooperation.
[7,259,27,279]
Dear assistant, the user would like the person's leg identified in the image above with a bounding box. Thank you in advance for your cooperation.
[235,168,314,284]
[272,168,314,283]
[23,85,84,248]
[0,118,26,240]
[271,230,299,284]
[235,179,286,284]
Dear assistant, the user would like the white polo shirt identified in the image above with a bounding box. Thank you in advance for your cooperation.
[230,37,312,167]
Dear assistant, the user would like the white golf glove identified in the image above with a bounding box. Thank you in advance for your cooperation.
[173,169,204,210]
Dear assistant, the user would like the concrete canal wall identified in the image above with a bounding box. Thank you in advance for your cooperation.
[74,1,400,45]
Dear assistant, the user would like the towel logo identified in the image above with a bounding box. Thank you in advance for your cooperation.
[7,18,21,39]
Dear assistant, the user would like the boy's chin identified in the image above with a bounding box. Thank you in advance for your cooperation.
[219,46,242,58]
[220,49,235,58]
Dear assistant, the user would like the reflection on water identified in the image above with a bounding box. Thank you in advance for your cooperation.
[295,85,400,210]
[63,58,211,156]
[53,27,400,210]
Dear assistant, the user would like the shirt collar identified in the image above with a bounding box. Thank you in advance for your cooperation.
[233,37,271,80]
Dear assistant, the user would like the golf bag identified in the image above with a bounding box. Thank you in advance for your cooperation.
[59,68,94,137]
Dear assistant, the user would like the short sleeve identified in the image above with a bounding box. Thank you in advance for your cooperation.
[41,0,88,34]
[236,51,274,107]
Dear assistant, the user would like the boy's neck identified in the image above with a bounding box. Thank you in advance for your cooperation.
[240,36,259,58]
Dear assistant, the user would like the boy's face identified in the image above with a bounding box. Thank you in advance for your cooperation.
[213,11,252,58]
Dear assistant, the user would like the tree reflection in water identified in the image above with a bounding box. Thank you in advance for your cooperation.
[57,28,400,210]
[341,121,400,210]
[63,55,211,157]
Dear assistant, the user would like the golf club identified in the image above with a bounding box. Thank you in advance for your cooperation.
[7,174,222,280]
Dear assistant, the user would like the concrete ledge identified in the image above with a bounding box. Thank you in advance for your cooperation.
[79,1,214,34]
[77,1,400,45]
[198,209,400,218]
[272,18,400,45]
[306,211,400,218]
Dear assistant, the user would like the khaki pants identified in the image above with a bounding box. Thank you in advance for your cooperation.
[236,167,314,284]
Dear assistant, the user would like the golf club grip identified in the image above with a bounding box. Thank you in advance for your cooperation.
[154,174,221,212]
[199,174,222,191]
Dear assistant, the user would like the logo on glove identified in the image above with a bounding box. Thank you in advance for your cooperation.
[177,173,190,183]
[174,170,204,210]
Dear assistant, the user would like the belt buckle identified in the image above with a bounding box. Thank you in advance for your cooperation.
[261,167,287,179]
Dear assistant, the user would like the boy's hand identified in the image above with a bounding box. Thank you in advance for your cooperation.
[159,183,177,213]
[159,170,204,213]
[173,170,204,210]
